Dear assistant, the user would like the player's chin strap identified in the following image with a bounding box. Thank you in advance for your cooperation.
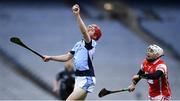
[146,55,163,63]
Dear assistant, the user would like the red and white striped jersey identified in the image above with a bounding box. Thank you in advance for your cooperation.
[141,58,171,97]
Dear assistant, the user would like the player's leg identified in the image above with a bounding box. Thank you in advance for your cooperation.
[66,76,95,100]
[66,87,87,100]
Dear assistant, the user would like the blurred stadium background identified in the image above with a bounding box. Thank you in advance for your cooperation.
[0,0,180,100]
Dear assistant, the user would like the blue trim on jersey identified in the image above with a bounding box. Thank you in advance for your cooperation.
[82,77,93,92]
[72,40,96,76]
[71,40,96,72]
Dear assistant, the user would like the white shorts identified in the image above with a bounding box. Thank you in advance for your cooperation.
[74,76,96,93]
[149,95,170,101]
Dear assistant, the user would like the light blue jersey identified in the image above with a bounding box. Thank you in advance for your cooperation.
[70,39,97,92]
[70,40,96,76]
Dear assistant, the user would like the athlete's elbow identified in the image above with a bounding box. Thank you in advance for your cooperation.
[63,56,72,62]
[61,58,69,62]
[81,31,88,36]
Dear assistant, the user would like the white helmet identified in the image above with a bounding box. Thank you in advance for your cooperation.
[147,44,164,58]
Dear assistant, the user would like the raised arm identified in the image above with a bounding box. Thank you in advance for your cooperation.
[43,52,73,62]
[72,4,91,43]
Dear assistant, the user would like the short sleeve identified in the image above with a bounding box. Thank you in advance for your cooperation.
[85,40,93,50]
[70,42,79,55]
[71,43,77,52]
[69,51,75,55]
[156,64,167,74]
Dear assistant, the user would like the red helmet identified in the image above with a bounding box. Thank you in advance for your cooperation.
[90,24,102,41]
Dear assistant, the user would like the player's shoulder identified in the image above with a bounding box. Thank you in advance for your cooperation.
[154,58,166,65]
[59,70,66,75]
[82,39,97,47]
[73,40,83,48]
[159,58,165,63]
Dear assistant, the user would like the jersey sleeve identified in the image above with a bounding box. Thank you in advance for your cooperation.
[70,42,78,55]
[140,70,163,80]
[156,64,167,74]
[69,51,75,55]
[71,44,76,52]
[85,40,93,50]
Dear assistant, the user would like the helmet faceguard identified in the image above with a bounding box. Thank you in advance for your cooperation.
[146,44,164,62]
[88,24,102,41]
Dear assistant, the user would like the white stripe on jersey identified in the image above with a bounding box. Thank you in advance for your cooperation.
[156,64,167,74]
[159,77,162,95]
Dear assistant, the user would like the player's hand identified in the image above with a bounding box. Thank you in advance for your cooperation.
[43,55,51,62]
[72,4,80,16]
[128,83,136,92]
